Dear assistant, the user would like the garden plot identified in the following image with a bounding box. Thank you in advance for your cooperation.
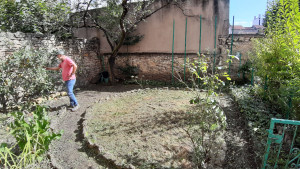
[83,89,227,168]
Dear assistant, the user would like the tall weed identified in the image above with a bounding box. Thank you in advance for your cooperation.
[182,53,228,168]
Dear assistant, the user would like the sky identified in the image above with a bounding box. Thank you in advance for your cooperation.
[230,0,269,27]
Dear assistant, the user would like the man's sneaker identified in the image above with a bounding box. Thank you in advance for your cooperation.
[71,104,80,112]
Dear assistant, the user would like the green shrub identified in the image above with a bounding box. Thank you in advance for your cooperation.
[230,85,277,164]
[0,47,62,113]
[0,106,62,168]
[0,0,71,35]
[253,0,300,119]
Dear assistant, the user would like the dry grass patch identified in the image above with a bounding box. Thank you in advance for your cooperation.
[84,89,225,168]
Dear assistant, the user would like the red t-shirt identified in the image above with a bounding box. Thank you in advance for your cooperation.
[59,56,76,81]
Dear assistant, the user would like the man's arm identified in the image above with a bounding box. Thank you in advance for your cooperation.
[70,63,77,76]
[45,67,60,71]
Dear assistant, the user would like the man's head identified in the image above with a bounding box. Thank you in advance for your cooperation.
[56,50,65,60]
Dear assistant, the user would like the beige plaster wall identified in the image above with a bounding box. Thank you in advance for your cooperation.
[74,0,230,54]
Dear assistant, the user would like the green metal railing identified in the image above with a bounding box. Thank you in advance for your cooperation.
[229,16,234,75]
[262,118,300,169]
[213,16,217,74]
[171,19,175,84]
[184,17,187,81]
[198,15,202,84]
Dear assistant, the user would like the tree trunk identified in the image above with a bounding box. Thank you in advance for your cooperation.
[108,0,128,84]
[0,94,7,113]
[108,54,116,83]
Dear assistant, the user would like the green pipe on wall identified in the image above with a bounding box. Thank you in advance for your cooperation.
[172,19,175,84]
[184,17,187,81]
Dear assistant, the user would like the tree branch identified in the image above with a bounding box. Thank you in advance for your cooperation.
[83,0,93,27]
[131,1,173,30]
[111,0,128,56]
[89,14,115,51]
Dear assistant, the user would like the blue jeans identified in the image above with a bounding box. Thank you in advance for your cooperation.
[65,79,78,107]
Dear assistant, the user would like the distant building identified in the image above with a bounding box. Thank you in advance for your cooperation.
[229,25,265,35]
[229,15,265,35]
[252,14,264,26]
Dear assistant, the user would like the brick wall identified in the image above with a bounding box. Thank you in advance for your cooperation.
[113,53,198,82]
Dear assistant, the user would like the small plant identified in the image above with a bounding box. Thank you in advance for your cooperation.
[118,64,139,79]
[0,106,62,168]
[183,53,228,168]
[129,75,148,88]
[238,60,252,82]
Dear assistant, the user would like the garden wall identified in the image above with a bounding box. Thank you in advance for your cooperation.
[0,32,264,84]
[0,32,101,87]
[109,34,265,82]
[218,34,265,79]
[74,0,230,54]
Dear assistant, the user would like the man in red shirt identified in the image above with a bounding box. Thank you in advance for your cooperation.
[46,50,80,111]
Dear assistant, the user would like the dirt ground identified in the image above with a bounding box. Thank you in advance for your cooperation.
[0,84,259,169]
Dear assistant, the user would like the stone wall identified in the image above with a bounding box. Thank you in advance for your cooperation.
[111,53,219,82]
[218,34,265,78]
[0,32,102,87]
[113,53,198,82]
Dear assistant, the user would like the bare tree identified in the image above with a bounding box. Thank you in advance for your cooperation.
[72,0,175,83]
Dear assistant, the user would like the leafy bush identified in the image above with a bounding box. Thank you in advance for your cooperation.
[238,60,252,83]
[0,0,71,36]
[253,0,300,119]
[118,64,139,79]
[0,47,62,113]
[0,106,62,168]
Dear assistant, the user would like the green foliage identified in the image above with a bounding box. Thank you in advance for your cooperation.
[0,106,62,168]
[0,0,71,35]
[0,47,62,113]
[230,85,282,163]
[118,64,139,79]
[263,0,283,33]
[253,0,300,119]
[184,53,227,168]
[237,60,252,83]
[239,60,252,75]
[187,54,230,93]
[123,33,144,46]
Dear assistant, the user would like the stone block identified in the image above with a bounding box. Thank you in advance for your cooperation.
[0,32,6,37]
[238,37,245,41]
[14,32,25,38]
[5,32,15,39]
